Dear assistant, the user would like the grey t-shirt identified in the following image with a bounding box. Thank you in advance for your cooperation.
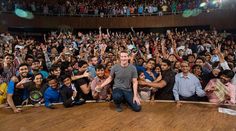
[110,64,138,91]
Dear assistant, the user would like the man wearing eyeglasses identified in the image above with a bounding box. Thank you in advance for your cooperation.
[173,61,206,107]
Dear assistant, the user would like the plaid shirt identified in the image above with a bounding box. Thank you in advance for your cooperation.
[2,65,17,83]
[205,79,236,104]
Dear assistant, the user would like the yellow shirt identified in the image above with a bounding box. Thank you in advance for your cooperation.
[0,83,7,104]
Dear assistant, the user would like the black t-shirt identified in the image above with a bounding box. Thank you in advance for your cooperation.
[13,74,33,105]
[73,71,93,100]
[155,70,176,100]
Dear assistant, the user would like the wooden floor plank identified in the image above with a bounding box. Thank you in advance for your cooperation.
[0,102,236,131]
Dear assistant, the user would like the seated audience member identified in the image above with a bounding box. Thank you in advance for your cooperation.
[205,70,235,105]
[173,61,206,106]
[31,59,49,79]
[136,58,158,82]
[138,71,155,100]
[192,64,209,88]
[18,73,47,106]
[7,63,32,113]
[60,74,85,108]
[50,64,61,79]
[73,60,92,101]
[44,75,61,109]
[91,64,112,101]
[0,61,7,104]
[139,59,176,100]
[0,78,7,104]
[195,57,211,75]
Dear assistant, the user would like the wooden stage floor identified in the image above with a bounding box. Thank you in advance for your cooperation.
[0,102,236,131]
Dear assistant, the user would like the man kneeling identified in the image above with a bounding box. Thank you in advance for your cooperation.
[95,51,141,112]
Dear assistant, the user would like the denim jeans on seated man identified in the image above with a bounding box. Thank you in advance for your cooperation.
[112,88,141,112]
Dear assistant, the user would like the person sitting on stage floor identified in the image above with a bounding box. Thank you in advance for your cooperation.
[205,70,235,105]
[0,76,7,104]
[49,64,61,82]
[44,75,61,109]
[60,74,85,108]
[138,59,176,100]
[7,63,32,113]
[73,60,92,101]
[91,64,112,101]
[95,51,141,112]
[31,59,49,79]
[16,73,48,106]
[0,56,7,104]
[173,61,206,107]
[137,71,157,101]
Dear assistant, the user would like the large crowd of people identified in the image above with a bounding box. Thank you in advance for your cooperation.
[0,0,224,17]
[0,27,236,113]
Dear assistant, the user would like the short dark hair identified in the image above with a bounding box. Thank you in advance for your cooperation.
[120,50,128,54]
[87,55,96,62]
[195,57,205,63]
[60,74,71,81]
[33,59,40,63]
[187,54,195,59]
[33,73,43,80]
[96,64,105,70]
[162,59,172,67]
[192,64,202,71]
[25,55,34,61]
[78,60,88,68]
[18,63,28,69]
[147,58,156,64]
[219,70,235,79]
[4,53,13,58]
[50,64,60,72]
[47,75,57,82]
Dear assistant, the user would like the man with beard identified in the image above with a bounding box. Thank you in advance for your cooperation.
[139,59,176,100]
[7,63,32,113]
[73,60,92,101]
[31,59,49,79]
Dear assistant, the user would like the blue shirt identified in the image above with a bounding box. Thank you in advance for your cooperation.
[173,73,206,101]
[211,55,219,63]
[7,80,28,100]
[136,66,158,81]
[44,87,61,108]
[138,6,143,14]
[7,80,15,94]
[87,65,96,78]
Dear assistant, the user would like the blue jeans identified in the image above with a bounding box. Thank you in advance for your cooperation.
[112,88,141,112]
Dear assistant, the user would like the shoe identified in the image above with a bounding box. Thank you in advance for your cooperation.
[74,98,86,105]
[115,104,123,112]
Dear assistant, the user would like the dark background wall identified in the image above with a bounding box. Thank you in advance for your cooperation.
[0,9,235,33]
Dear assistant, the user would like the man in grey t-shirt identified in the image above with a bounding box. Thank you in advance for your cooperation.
[96,51,141,112]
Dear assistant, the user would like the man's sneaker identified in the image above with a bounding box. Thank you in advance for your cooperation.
[115,104,123,112]
[75,98,86,105]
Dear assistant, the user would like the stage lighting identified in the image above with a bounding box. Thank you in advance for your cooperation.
[212,0,218,5]
[182,9,193,18]
[15,8,34,19]
[200,2,207,7]
[191,8,202,16]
